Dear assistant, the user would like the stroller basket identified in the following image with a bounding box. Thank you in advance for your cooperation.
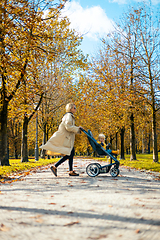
[81,128,120,177]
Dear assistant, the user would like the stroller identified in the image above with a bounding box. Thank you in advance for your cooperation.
[80,128,120,177]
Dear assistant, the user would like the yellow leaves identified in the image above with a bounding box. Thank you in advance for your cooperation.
[0,158,58,181]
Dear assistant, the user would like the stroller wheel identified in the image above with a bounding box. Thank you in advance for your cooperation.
[110,168,119,177]
[86,163,100,177]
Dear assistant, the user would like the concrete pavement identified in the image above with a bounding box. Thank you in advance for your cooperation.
[0,158,160,240]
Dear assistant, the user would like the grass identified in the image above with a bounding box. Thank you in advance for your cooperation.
[0,153,160,179]
[120,154,160,172]
[0,157,58,178]
[99,153,160,173]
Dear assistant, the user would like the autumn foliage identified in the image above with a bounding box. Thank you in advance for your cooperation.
[0,1,159,165]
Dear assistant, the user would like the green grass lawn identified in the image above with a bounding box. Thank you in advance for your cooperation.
[99,153,160,172]
[120,153,160,172]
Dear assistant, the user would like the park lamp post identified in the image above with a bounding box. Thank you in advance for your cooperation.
[35,107,39,161]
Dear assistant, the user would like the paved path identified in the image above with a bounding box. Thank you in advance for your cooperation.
[0,158,160,240]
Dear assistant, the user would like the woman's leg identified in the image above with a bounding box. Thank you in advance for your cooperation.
[51,148,79,176]
[55,154,69,168]
[68,148,75,171]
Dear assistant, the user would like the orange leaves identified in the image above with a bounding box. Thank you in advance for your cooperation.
[64,221,79,226]
[135,229,140,234]
[0,224,10,232]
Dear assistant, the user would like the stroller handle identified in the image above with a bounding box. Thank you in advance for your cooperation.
[79,127,87,134]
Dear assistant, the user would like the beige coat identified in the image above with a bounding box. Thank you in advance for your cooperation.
[40,113,80,156]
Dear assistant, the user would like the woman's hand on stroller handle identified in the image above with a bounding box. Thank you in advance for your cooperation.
[79,126,85,132]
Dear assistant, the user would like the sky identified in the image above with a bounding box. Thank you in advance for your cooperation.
[61,0,160,56]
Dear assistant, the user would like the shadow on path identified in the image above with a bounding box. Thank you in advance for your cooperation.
[0,205,160,226]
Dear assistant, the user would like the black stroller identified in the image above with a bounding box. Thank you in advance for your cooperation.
[81,128,120,177]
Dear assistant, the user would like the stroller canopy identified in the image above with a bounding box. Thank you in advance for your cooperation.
[87,130,106,156]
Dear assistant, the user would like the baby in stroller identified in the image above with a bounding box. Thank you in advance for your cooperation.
[97,134,119,156]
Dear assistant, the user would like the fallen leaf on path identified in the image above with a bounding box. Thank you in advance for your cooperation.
[88,234,108,239]
[134,213,141,216]
[80,180,86,183]
[0,224,10,231]
[64,221,79,226]
[97,234,108,239]
[67,211,73,214]
[135,229,140,233]
[154,176,160,181]
[35,218,43,223]
[19,222,29,225]
[30,214,42,219]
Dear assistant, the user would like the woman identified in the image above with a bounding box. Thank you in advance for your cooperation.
[40,103,82,177]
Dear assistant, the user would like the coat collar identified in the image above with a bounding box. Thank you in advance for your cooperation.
[65,112,75,118]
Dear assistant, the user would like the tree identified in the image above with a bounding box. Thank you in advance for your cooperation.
[0,0,68,165]
[135,5,160,162]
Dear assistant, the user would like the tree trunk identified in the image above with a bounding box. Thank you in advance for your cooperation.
[15,122,19,159]
[13,122,19,159]
[21,114,29,162]
[152,109,158,162]
[109,136,113,146]
[148,133,151,154]
[130,113,136,160]
[0,101,10,166]
[47,127,50,159]
[120,127,125,160]
[142,130,144,154]
[115,132,118,150]
[40,123,47,159]
[14,140,18,159]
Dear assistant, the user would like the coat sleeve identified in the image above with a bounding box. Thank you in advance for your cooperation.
[63,113,80,133]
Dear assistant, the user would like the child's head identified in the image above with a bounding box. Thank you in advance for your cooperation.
[98,134,105,143]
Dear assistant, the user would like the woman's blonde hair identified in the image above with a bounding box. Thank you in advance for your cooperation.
[98,134,105,140]
[65,103,75,112]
